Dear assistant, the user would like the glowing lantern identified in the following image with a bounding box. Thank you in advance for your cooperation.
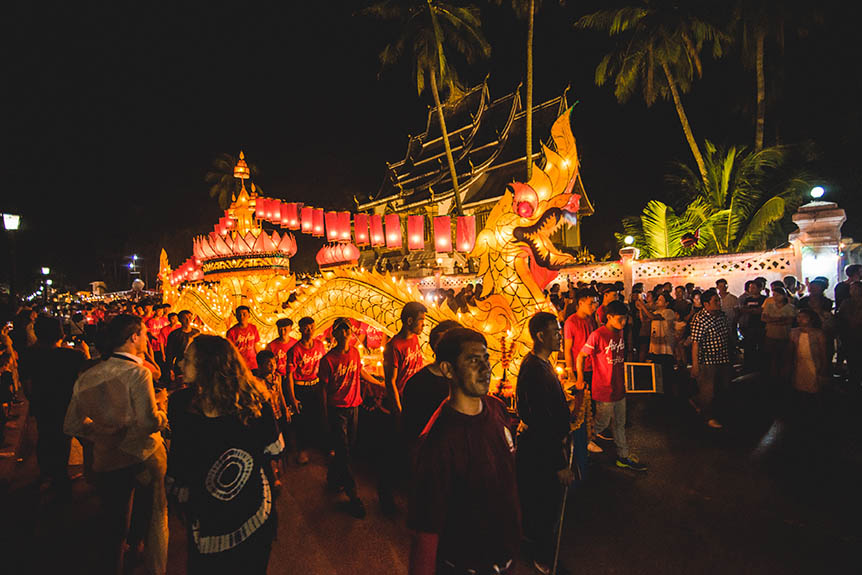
[407,215,425,251]
[269,199,282,221]
[456,215,476,252]
[370,214,384,247]
[354,213,369,245]
[385,214,402,249]
[301,206,314,234]
[223,210,235,229]
[256,197,268,220]
[325,211,339,241]
[233,151,250,179]
[338,212,351,241]
[434,216,452,253]
[312,208,325,237]
[283,203,300,229]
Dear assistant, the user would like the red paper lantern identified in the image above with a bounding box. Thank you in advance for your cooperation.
[283,203,300,229]
[312,208,325,237]
[370,214,384,247]
[434,216,452,253]
[325,211,339,241]
[354,213,369,245]
[338,212,351,241]
[385,213,402,249]
[407,215,425,251]
[256,197,268,220]
[268,199,281,221]
[301,206,314,233]
[223,210,235,229]
[456,215,476,252]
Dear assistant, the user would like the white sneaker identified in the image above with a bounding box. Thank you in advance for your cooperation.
[587,440,603,453]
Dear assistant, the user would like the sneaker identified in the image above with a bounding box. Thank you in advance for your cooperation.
[706,419,723,429]
[596,431,613,441]
[347,497,367,519]
[616,456,648,472]
[587,440,603,453]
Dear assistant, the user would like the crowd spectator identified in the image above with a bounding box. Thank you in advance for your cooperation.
[690,290,732,429]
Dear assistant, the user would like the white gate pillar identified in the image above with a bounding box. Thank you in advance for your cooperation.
[789,201,846,299]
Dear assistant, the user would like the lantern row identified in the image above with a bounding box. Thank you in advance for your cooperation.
[253,197,476,253]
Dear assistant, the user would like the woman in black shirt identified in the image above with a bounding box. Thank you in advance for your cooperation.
[166,335,283,574]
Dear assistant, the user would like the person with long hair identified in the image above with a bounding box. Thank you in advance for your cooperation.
[166,335,283,574]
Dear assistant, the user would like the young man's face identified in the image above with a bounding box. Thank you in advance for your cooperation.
[747,283,760,296]
[333,324,351,345]
[300,322,315,339]
[606,313,628,331]
[716,281,727,294]
[704,295,722,312]
[277,325,291,339]
[602,291,616,305]
[675,287,685,299]
[408,312,426,336]
[133,324,148,354]
[236,309,250,326]
[446,341,491,397]
[179,313,192,328]
[577,296,595,315]
[538,320,563,352]
[261,357,277,376]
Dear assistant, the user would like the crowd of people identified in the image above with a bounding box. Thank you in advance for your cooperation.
[0,262,860,574]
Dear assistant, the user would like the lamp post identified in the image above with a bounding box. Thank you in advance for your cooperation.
[41,266,50,306]
[3,213,21,300]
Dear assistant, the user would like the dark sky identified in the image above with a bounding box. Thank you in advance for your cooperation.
[2,0,859,292]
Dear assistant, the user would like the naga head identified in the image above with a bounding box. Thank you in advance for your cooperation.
[471,108,584,300]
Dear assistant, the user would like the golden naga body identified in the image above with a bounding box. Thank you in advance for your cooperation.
[160,108,584,380]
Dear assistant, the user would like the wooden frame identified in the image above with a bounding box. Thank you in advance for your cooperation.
[624,362,664,394]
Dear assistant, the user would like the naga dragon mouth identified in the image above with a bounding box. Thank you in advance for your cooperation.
[513,206,579,270]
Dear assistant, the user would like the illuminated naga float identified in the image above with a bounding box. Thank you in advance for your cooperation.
[160,108,585,380]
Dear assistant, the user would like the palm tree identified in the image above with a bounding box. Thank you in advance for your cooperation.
[619,142,813,257]
[364,0,491,216]
[576,1,728,188]
[205,153,263,209]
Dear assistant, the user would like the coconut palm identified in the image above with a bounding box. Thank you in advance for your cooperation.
[205,153,263,209]
[576,1,728,188]
[619,142,812,257]
[364,0,491,216]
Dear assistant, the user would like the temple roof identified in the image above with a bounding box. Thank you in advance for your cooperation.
[358,80,593,217]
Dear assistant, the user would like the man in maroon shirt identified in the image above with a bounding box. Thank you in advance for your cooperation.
[266,317,298,378]
[226,305,261,370]
[379,301,426,514]
[320,317,382,518]
[409,327,519,575]
[286,316,326,465]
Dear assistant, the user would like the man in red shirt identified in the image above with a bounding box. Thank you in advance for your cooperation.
[563,288,602,454]
[145,304,169,365]
[380,301,426,514]
[286,316,326,465]
[267,318,298,378]
[409,328,519,575]
[576,300,647,471]
[226,305,261,370]
[320,317,382,519]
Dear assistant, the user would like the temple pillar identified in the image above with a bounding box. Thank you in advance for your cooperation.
[789,201,847,299]
[619,246,640,297]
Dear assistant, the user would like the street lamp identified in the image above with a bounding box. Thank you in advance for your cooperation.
[3,214,21,300]
[2,213,20,231]
[41,267,50,276]
[624,235,635,246]
[810,186,825,199]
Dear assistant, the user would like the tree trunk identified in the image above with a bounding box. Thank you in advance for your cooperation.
[661,61,708,188]
[754,30,766,152]
[525,0,534,180]
[430,69,463,216]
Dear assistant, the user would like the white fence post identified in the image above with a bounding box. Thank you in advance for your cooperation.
[789,201,847,299]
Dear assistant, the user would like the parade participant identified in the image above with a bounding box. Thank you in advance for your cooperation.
[594,288,618,325]
[690,290,732,429]
[563,288,601,453]
[409,328,519,575]
[401,319,461,446]
[226,305,261,370]
[286,316,326,465]
[254,349,290,488]
[18,316,89,493]
[166,335,282,575]
[379,301,426,514]
[64,315,169,575]
[159,312,180,352]
[164,310,200,383]
[319,317,382,518]
[517,312,577,574]
[266,317,298,378]
[577,300,647,471]
[145,304,169,364]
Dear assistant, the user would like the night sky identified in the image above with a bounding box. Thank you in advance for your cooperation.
[2,0,859,293]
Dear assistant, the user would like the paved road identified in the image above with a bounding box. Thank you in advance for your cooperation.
[2,377,859,574]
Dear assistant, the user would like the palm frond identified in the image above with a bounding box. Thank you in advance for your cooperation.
[734,196,785,251]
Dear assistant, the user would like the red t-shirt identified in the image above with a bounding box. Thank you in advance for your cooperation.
[159,324,180,351]
[146,316,169,351]
[365,327,386,350]
[226,323,261,370]
[580,325,626,402]
[319,346,362,408]
[564,313,597,372]
[595,305,608,326]
[387,334,424,393]
[267,337,298,377]
[287,340,326,382]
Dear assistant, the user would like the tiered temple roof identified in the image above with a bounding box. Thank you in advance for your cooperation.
[358,80,594,216]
